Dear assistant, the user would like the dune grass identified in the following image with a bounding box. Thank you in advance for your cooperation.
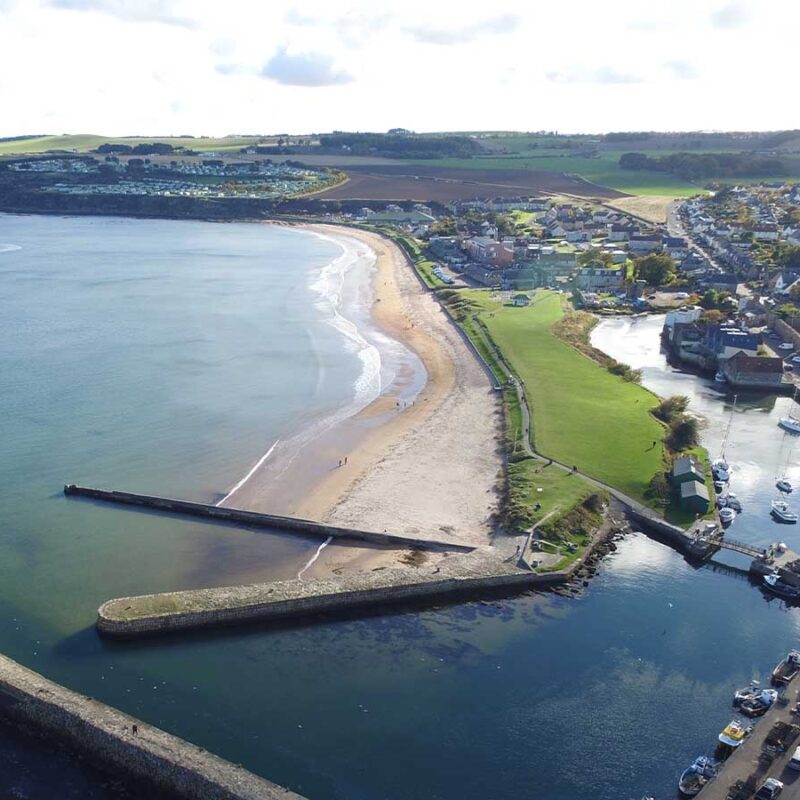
[465,290,666,504]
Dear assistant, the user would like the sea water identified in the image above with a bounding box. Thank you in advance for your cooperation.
[2,218,800,799]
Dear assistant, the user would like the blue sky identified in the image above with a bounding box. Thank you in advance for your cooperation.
[0,0,795,136]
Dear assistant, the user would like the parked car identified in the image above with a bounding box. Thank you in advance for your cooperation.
[779,343,795,350]
[791,356,800,365]
[755,778,784,800]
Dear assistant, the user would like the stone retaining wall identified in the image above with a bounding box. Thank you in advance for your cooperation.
[0,654,305,800]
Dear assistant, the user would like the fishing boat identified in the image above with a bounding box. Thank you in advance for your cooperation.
[719,506,737,524]
[739,689,779,718]
[678,755,718,796]
[718,719,751,748]
[763,574,800,602]
[771,500,799,524]
[777,479,793,494]
[772,650,800,685]
[733,684,761,705]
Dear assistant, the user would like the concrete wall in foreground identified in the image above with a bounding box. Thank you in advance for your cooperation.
[0,654,306,800]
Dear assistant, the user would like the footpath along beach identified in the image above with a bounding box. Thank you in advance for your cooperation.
[218,224,503,578]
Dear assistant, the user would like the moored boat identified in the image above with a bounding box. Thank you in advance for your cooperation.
[779,417,800,434]
[714,369,727,384]
[678,755,718,796]
[777,479,793,494]
[739,689,779,718]
[772,650,800,685]
[733,684,761,706]
[763,574,800,602]
[719,506,736,524]
[771,500,799,524]
[718,719,751,748]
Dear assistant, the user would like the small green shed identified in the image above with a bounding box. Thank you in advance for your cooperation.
[672,455,704,485]
[680,479,710,514]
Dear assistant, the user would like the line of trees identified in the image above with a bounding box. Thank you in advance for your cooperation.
[318,132,483,159]
[619,151,787,181]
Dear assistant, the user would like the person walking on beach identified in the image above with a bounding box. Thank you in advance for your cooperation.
[338,459,342,467]
[344,456,348,465]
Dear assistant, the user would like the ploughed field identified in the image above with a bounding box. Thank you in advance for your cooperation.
[317,164,627,202]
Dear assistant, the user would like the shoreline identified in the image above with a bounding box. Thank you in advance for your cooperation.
[219,223,502,579]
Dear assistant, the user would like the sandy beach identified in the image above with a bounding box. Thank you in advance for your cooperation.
[223,224,502,577]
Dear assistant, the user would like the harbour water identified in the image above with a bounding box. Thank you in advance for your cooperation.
[2,217,800,799]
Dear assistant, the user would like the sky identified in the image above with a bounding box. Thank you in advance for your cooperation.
[0,0,796,137]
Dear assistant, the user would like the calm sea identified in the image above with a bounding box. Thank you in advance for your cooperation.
[2,219,800,799]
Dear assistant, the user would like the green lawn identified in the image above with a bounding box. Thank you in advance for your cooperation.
[466,290,666,504]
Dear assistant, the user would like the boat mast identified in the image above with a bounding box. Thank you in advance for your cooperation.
[720,394,737,462]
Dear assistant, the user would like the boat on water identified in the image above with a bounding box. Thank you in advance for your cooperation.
[779,388,800,434]
[713,463,731,482]
[763,573,800,602]
[739,688,779,718]
[772,650,800,685]
[678,755,718,796]
[777,479,793,494]
[733,684,761,705]
[719,506,737,524]
[771,500,799,524]
[714,369,727,384]
[779,416,800,434]
[718,719,752,748]
[718,493,743,512]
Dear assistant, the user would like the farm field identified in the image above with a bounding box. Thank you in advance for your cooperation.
[464,289,666,504]
[317,164,625,201]
[404,152,700,196]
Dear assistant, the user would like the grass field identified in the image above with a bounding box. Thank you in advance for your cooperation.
[465,290,666,504]
[0,134,265,155]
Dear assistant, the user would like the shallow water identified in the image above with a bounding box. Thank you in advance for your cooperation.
[3,222,800,799]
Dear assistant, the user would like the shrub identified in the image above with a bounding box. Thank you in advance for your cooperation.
[667,416,700,451]
[654,395,689,423]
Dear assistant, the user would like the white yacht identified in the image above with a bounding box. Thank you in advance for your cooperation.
[719,506,736,524]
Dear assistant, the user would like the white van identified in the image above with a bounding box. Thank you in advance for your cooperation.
[788,745,800,771]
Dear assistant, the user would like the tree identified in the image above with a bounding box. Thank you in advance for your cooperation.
[635,253,676,286]
[700,289,720,309]
[775,243,800,270]
[578,248,614,267]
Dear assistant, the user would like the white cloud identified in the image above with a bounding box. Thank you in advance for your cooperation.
[260,47,353,87]
[404,13,520,44]
[546,66,644,85]
[711,1,748,28]
[46,0,198,28]
[665,60,699,80]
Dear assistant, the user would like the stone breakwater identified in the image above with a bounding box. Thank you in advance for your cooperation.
[98,549,562,638]
[0,654,306,800]
[63,484,475,553]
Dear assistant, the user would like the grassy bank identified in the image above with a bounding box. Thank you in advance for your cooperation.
[462,289,666,505]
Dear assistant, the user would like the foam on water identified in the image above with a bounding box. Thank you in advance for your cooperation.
[0,243,22,253]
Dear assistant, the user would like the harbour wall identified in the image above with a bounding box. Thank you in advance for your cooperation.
[97,551,557,637]
[63,485,474,553]
[0,653,306,800]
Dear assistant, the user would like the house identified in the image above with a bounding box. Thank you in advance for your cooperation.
[699,274,739,294]
[462,262,502,287]
[680,480,710,514]
[663,306,704,341]
[576,267,625,291]
[664,236,689,260]
[771,271,800,295]
[369,210,436,226]
[721,352,784,388]
[753,223,780,241]
[565,230,591,243]
[546,221,567,238]
[672,455,705,485]
[608,223,638,242]
[629,233,664,253]
[706,324,759,359]
[512,293,531,307]
[465,237,514,267]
